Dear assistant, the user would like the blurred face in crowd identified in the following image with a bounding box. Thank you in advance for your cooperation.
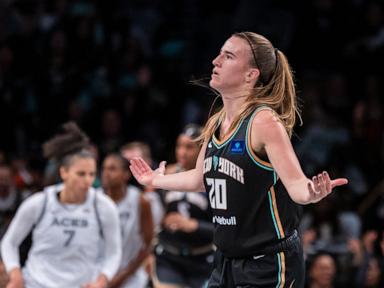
[60,157,96,198]
[309,254,336,288]
[122,147,143,161]
[0,166,13,198]
[102,156,129,190]
[175,134,200,170]
[210,36,258,95]
[365,257,381,287]
[121,146,151,165]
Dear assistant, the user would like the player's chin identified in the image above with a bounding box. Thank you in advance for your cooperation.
[78,186,91,195]
[209,78,218,89]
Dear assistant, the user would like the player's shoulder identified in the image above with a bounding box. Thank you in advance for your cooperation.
[251,107,280,125]
[94,188,117,209]
[23,183,61,204]
[251,107,285,133]
[22,191,46,205]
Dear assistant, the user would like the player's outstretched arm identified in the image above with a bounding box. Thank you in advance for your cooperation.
[252,110,348,204]
[130,142,207,192]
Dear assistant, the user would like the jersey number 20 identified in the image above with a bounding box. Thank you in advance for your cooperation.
[206,178,227,210]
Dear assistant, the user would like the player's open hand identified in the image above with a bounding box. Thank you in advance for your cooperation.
[130,157,166,187]
[308,171,348,203]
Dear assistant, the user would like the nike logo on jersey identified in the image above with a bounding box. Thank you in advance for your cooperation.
[208,142,212,148]
[204,156,244,184]
[51,217,88,228]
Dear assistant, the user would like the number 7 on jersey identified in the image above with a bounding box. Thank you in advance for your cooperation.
[63,230,76,246]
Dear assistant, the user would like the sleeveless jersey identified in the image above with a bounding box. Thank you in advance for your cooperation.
[115,185,148,288]
[203,107,301,258]
[116,185,143,269]
[23,185,103,287]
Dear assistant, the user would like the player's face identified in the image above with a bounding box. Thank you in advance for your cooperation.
[102,157,129,189]
[175,135,200,170]
[60,158,96,196]
[210,36,256,94]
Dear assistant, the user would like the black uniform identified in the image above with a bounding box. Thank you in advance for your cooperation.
[204,107,304,287]
[155,166,214,288]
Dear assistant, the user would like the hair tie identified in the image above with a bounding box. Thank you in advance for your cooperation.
[274,48,279,71]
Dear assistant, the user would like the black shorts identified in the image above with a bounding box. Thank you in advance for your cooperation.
[208,232,305,288]
[154,245,214,288]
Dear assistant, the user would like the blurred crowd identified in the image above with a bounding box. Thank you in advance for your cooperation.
[0,0,383,287]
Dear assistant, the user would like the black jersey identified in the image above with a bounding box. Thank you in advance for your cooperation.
[159,166,213,249]
[203,107,301,258]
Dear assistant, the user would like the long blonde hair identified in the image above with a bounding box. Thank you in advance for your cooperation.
[200,32,301,142]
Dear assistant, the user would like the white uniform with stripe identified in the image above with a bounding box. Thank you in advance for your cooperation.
[1,184,122,288]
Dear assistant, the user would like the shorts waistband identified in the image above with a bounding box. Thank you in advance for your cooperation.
[157,242,214,256]
[257,230,299,256]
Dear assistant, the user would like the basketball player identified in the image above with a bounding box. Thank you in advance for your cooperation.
[101,154,153,288]
[120,142,164,230]
[129,32,348,287]
[153,124,214,288]
[1,122,121,288]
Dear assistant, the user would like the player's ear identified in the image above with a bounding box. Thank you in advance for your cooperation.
[245,68,259,84]
[60,166,69,181]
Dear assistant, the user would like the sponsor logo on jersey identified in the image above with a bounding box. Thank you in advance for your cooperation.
[204,156,244,184]
[212,215,237,226]
[230,140,245,154]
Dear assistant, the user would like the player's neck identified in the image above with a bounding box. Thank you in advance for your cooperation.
[221,95,247,124]
[108,185,127,203]
[60,188,86,204]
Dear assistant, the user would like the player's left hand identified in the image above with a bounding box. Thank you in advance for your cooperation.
[308,171,348,203]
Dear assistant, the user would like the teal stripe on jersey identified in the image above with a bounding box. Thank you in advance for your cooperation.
[268,190,282,240]
[276,253,282,288]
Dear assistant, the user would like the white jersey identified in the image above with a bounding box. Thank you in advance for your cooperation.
[1,184,122,288]
[24,185,103,287]
[116,185,147,288]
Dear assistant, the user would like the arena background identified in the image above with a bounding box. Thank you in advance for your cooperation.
[0,0,383,286]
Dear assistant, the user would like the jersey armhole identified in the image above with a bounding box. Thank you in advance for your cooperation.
[34,192,48,228]
[245,106,275,171]
[94,192,104,239]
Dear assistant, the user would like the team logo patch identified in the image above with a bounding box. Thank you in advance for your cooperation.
[230,140,245,154]
[213,156,219,171]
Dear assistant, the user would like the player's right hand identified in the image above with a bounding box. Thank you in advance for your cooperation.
[130,157,166,187]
